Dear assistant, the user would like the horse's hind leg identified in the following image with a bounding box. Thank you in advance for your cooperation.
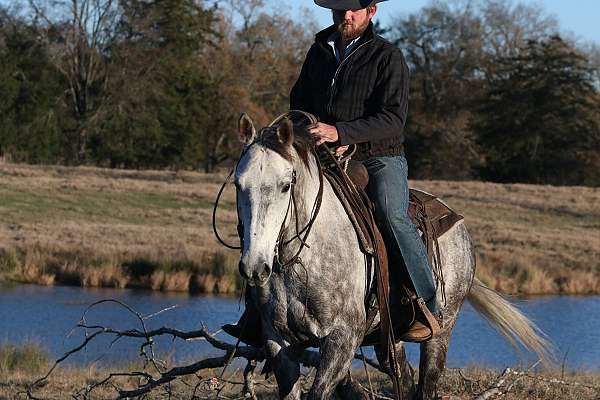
[416,333,451,400]
[307,327,359,400]
[375,342,416,399]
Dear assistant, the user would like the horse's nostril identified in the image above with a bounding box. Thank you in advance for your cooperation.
[263,263,271,276]
[239,260,271,286]
[257,263,272,284]
[251,271,260,281]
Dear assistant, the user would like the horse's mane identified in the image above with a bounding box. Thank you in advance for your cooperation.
[255,121,315,168]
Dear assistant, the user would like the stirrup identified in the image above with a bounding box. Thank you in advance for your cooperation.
[398,298,441,343]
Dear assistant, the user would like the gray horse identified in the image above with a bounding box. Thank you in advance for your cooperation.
[233,114,550,400]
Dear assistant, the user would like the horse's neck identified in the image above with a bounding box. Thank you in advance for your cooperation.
[280,155,360,264]
[276,155,368,312]
[281,157,320,243]
[295,157,320,217]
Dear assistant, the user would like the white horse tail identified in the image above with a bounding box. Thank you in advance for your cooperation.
[467,277,554,366]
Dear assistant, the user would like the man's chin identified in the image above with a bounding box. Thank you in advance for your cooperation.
[340,27,359,41]
[338,24,368,41]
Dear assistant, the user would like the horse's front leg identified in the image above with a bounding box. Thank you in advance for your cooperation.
[264,339,303,400]
[307,326,361,400]
[375,341,416,399]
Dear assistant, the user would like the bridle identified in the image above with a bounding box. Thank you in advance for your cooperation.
[212,111,325,270]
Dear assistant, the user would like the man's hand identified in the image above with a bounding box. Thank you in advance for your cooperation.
[309,122,339,145]
[335,145,349,157]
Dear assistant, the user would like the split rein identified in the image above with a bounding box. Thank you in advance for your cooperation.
[212,112,325,270]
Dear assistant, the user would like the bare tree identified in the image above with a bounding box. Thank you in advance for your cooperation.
[28,0,118,162]
[479,0,559,67]
[193,0,317,172]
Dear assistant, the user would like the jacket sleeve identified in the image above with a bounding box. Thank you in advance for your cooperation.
[290,46,316,112]
[336,48,410,145]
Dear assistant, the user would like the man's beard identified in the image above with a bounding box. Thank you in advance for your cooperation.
[337,19,369,41]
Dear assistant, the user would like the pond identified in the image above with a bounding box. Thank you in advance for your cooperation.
[1,284,598,370]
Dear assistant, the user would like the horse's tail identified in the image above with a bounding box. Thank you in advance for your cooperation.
[467,277,554,366]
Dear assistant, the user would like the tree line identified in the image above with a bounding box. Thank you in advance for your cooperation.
[1,0,599,185]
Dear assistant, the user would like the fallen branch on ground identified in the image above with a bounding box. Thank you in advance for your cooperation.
[27,298,598,399]
[26,298,387,399]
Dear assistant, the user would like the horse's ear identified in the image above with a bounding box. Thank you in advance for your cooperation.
[277,118,294,147]
[238,113,256,145]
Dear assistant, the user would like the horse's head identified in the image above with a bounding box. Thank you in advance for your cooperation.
[234,113,314,287]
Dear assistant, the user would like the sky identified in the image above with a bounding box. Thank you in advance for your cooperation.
[272,0,600,44]
[2,0,598,44]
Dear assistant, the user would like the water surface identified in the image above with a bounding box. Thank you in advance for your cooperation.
[1,284,598,370]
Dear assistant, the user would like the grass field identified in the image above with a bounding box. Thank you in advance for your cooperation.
[1,343,598,400]
[0,163,598,295]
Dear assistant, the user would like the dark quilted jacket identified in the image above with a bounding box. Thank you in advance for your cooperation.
[290,22,410,160]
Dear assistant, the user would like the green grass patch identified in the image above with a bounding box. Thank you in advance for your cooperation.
[0,342,50,375]
[0,186,216,226]
[1,164,597,296]
[0,249,19,274]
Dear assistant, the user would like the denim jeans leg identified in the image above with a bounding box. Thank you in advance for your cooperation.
[363,156,438,313]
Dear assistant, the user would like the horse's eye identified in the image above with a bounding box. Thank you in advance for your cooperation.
[282,183,291,193]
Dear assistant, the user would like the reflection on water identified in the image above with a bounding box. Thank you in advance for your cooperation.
[1,284,599,370]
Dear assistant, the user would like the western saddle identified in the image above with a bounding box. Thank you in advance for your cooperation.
[318,146,464,346]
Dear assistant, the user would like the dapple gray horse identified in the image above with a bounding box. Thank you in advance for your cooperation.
[233,114,550,400]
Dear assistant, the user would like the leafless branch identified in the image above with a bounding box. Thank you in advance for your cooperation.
[353,352,388,374]
[34,298,598,400]
[354,380,396,400]
[26,298,310,399]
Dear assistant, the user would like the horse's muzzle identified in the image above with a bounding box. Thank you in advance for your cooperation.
[239,260,272,286]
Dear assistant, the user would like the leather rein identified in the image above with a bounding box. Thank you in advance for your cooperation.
[212,111,325,270]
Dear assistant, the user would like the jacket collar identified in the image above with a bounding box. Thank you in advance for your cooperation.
[315,21,375,50]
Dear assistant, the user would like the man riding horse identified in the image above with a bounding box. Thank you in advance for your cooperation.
[222,3,552,397]
[224,0,440,343]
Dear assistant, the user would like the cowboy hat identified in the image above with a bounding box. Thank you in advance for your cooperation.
[314,0,387,10]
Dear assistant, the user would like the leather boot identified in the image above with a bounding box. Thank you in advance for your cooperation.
[222,308,263,347]
[398,298,441,343]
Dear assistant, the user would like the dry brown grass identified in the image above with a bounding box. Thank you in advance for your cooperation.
[1,362,598,400]
[412,180,600,295]
[0,163,240,294]
[0,163,598,295]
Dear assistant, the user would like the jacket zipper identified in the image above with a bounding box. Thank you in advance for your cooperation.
[327,39,374,115]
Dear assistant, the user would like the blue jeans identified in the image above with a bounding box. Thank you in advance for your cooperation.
[362,155,438,313]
